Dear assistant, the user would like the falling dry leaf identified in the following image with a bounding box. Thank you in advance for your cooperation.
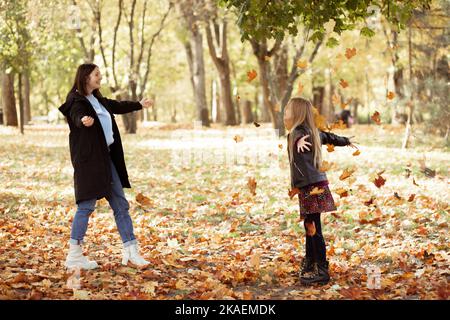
[339,79,349,88]
[289,188,300,199]
[296,59,308,69]
[387,91,395,100]
[309,187,325,195]
[345,47,357,59]
[326,144,335,152]
[339,167,355,180]
[247,69,257,82]
[371,111,381,125]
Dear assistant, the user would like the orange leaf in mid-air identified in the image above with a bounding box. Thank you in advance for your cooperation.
[233,135,243,143]
[330,120,347,130]
[247,69,257,82]
[373,173,386,188]
[339,79,349,88]
[371,111,381,125]
[319,161,333,172]
[305,221,316,236]
[332,94,341,105]
[326,144,335,152]
[339,167,355,180]
[309,187,325,195]
[296,59,308,69]
[340,97,353,109]
[408,194,416,202]
[352,149,361,156]
[387,91,395,100]
[345,47,357,59]
[335,188,349,198]
[312,106,328,131]
[288,188,300,199]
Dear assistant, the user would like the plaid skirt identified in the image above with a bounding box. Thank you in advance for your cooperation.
[298,180,337,219]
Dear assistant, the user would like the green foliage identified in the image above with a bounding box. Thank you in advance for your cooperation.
[221,0,432,43]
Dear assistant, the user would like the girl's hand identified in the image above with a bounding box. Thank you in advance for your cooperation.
[347,136,358,149]
[81,116,94,127]
[140,98,154,108]
[297,134,312,153]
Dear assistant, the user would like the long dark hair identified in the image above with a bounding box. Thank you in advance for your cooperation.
[68,63,103,98]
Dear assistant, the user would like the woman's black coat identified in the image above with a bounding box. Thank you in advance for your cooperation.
[59,91,142,204]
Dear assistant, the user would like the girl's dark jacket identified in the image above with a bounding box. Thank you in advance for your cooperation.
[288,124,350,189]
[59,91,142,204]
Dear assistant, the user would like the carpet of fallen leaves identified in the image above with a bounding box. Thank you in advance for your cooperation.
[0,122,448,300]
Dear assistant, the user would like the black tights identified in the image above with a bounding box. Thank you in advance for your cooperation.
[304,213,327,263]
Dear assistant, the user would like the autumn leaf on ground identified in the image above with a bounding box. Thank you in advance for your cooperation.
[143,281,158,296]
[247,177,257,196]
[387,91,395,100]
[335,188,349,198]
[339,167,355,180]
[345,47,357,59]
[408,194,416,202]
[247,70,257,82]
[73,289,90,300]
[296,59,308,69]
[135,193,153,207]
[339,79,349,88]
[371,111,381,125]
[253,121,260,127]
[309,187,325,195]
[288,188,300,199]
[326,144,335,152]
[363,196,375,206]
[233,135,243,143]
[249,252,261,270]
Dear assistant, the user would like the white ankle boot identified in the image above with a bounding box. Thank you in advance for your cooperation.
[122,243,150,268]
[64,243,98,270]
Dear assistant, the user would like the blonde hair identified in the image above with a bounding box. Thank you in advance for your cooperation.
[286,97,322,170]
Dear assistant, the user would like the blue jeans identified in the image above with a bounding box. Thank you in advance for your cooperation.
[70,158,137,248]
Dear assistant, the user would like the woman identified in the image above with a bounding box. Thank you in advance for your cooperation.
[59,63,153,270]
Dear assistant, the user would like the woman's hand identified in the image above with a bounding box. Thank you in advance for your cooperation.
[81,116,94,127]
[140,98,154,108]
[297,134,312,153]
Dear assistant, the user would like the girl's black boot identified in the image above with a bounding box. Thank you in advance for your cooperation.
[300,260,330,285]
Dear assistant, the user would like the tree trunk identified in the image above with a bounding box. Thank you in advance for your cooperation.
[22,72,31,124]
[242,100,253,124]
[1,71,18,127]
[18,73,24,134]
[191,28,210,127]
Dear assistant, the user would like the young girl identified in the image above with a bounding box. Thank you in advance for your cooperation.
[59,63,153,270]
[284,97,357,285]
